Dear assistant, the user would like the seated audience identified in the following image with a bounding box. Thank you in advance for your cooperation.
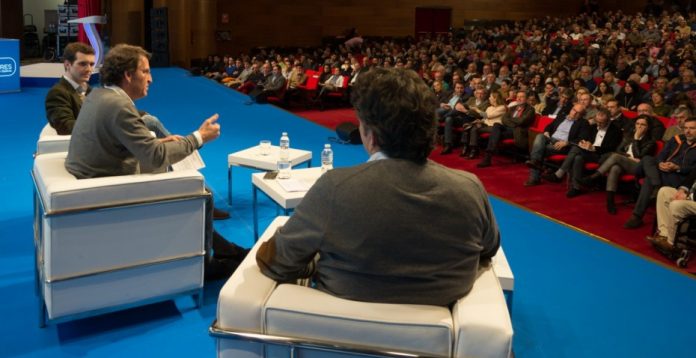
[249,64,287,103]
[581,116,657,214]
[441,86,489,154]
[256,67,500,306]
[646,169,696,250]
[524,103,589,186]
[636,103,667,141]
[477,90,535,168]
[431,79,451,104]
[616,81,643,111]
[460,91,507,159]
[543,108,622,197]
[663,106,693,141]
[624,117,696,229]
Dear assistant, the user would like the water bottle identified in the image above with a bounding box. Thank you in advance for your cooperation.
[277,132,291,179]
[321,144,333,173]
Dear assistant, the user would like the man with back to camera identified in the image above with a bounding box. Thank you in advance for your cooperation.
[65,44,246,280]
[256,67,500,306]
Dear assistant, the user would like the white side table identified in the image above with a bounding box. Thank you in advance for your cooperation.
[251,167,323,240]
[227,145,312,205]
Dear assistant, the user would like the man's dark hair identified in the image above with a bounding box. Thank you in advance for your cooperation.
[63,42,94,64]
[351,67,437,164]
[100,44,151,86]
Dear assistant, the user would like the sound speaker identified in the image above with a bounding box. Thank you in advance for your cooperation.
[336,122,361,144]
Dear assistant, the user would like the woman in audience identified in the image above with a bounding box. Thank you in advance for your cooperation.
[431,80,451,104]
[615,81,642,111]
[592,81,613,101]
[460,91,507,159]
[579,116,656,214]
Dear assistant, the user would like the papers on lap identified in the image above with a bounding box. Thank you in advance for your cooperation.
[171,150,206,171]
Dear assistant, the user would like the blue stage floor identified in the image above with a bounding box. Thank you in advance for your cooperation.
[0,67,694,357]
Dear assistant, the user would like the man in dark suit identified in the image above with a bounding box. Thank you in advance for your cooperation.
[543,108,622,196]
[45,42,95,135]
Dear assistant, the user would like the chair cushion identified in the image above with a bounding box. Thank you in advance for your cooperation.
[33,152,205,212]
[263,284,453,357]
[452,267,513,358]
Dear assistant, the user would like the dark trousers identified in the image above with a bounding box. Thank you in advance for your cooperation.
[633,156,685,217]
[485,123,514,153]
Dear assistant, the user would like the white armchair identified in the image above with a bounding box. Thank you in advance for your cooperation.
[210,217,513,358]
[32,151,208,326]
[36,123,71,156]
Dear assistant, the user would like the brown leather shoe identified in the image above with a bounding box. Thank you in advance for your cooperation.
[646,235,673,252]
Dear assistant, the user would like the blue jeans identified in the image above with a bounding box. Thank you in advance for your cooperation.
[142,114,172,138]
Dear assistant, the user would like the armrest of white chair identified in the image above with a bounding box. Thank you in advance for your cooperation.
[36,124,70,155]
[216,216,289,333]
[33,152,206,213]
[452,266,514,358]
[263,284,453,357]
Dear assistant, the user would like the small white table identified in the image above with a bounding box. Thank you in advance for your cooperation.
[251,167,323,240]
[227,145,312,204]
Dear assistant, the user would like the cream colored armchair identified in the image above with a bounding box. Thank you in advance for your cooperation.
[210,216,513,358]
[32,151,208,326]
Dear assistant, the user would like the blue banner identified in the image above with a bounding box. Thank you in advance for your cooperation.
[0,39,20,93]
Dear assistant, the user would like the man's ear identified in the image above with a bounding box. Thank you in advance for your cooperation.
[123,70,133,84]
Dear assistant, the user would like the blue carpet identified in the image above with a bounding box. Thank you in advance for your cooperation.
[0,67,693,357]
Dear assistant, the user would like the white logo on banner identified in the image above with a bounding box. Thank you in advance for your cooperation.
[0,57,17,77]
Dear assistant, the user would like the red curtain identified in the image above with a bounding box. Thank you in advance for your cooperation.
[77,0,101,44]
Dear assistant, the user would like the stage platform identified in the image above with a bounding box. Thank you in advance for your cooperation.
[20,62,99,87]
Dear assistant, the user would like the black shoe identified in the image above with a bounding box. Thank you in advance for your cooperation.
[213,208,230,220]
[525,160,542,170]
[459,146,470,157]
[204,257,240,281]
[606,192,617,215]
[566,188,583,198]
[441,145,453,155]
[542,171,562,183]
[477,154,492,168]
[579,173,601,187]
[467,148,479,159]
[212,231,250,261]
[623,215,644,229]
[523,178,541,187]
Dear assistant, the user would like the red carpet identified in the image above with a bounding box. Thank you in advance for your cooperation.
[291,107,696,273]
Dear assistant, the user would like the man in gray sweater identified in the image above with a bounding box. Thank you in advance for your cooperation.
[66,44,245,280]
[256,67,501,306]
